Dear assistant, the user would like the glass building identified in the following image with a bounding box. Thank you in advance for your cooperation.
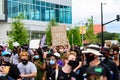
[0,0,72,43]
[8,0,72,24]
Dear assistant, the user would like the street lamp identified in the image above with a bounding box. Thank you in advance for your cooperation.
[101,2,120,48]
[101,2,106,48]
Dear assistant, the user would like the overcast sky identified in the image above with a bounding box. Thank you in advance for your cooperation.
[72,0,120,33]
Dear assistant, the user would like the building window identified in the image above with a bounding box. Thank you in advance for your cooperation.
[41,7,45,21]
[8,1,12,17]
[8,0,72,24]
[46,2,50,8]
[12,1,19,18]
[19,0,24,3]
[41,1,45,6]
[24,4,30,19]
[55,9,59,22]
[35,6,40,20]
[45,8,50,21]
[36,0,40,5]
[50,8,55,20]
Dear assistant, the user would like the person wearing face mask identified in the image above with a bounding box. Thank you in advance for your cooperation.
[78,44,112,80]
[101,48,119,80]
[43,54,61,80]
[17,52,37,80]
[34,50,46,80]
[50,51,79,80]
[0,51,21,80]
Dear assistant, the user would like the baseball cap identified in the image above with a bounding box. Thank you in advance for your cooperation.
[50,54,58,60]
[87,65,106,76]
[2,51,11,56]
[82,44,102,56]
[100,48,110,55]
[54,52,60,57]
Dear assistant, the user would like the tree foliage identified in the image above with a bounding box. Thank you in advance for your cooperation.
[46,19,57,46]
[67,27,81,46]
[85,17,100,44]
[97,31,119,41]
[8,14,28,49]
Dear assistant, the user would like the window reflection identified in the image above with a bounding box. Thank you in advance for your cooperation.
[8,0,72,24]
[46,8,50,21]
[35,6,40,20]
[41,7,45,21]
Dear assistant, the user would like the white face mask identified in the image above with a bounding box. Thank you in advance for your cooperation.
[111,56,114,60]
[49,59,55,65]
[3,56,10,63]
[101,57,105,61]
[98,56,105,61]
[34,55,39,59]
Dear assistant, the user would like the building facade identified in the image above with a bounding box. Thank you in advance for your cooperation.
[94,24,105,34]
[0,0,72,46]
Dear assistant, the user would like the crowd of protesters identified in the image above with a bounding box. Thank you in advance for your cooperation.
[0,43,119,80]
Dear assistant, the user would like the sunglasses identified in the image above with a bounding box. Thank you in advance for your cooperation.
[113,53,118,55]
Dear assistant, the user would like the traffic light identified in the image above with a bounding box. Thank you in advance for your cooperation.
[116,15,120,21]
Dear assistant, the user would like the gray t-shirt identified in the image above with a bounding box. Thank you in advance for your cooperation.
[17,61,37,80]
[11,53,19,65]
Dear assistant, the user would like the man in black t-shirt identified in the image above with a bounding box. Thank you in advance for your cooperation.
[78,44,112,80]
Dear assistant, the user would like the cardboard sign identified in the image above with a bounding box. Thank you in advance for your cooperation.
[51,26,68,46]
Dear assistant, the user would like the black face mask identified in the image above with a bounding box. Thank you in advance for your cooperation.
[68,60,79,70]
[21,60,28,65]
[13,50,17,54]
[86,54,95,64]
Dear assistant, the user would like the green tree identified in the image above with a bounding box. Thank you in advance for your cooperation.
[97,31,119,41]
[67,26,81,46]
[8,14,28,49]
[46,19,57,46]
[85,17,100,44]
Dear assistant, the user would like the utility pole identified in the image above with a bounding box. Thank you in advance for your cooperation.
[101,3,104,48]
[101,2,120,48]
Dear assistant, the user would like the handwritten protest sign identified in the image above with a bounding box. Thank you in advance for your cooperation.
[51,26,68,46]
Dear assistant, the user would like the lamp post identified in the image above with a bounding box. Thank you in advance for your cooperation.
[101,2,120,48]
[101,2,105,48]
